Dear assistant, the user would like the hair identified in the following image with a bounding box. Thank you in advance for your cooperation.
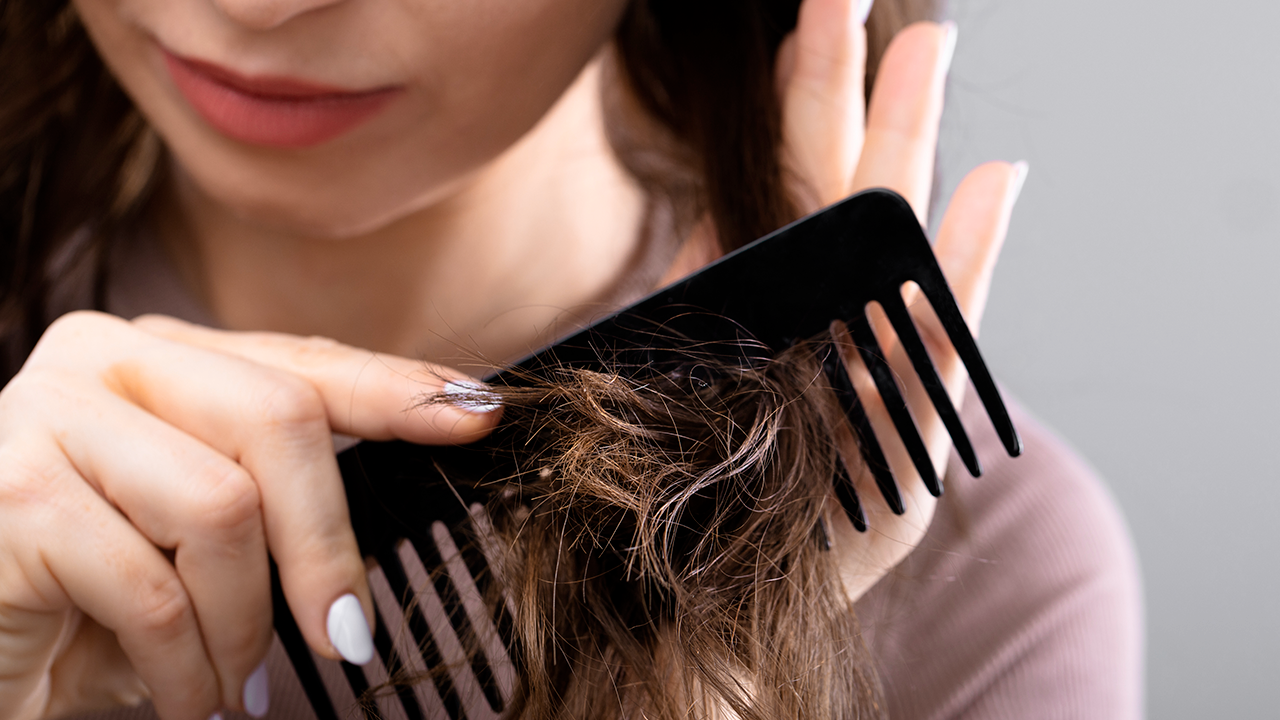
[1,0,941,716]
[411,338,883,719]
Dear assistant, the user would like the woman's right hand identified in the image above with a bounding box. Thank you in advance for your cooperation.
[0,311,500,720]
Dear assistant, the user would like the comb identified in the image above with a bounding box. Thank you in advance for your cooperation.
[270,188,1022,719]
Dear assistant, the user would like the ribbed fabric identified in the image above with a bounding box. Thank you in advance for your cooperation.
[855,394,1144,719]
[73,233,1143,720]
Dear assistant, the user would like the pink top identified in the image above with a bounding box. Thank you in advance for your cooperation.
[72,232,1143,720]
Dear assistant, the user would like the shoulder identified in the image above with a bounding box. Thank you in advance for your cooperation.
[855,390,1144,720]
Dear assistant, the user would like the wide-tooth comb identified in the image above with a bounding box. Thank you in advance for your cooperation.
[272,188,1021,718]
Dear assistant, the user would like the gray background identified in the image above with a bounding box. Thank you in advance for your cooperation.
[940,0,1280,716]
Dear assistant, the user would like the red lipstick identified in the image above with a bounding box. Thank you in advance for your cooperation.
[162,49,401,148]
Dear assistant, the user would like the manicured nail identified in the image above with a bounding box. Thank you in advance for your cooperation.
[327,593,375,665]
[858,0,875,24]
[442,380,501,414]
[208,714,224,720]
[331,432,361,454]
[938,21,958,77]
[242,661,269,718]
[1010,160,1030,206]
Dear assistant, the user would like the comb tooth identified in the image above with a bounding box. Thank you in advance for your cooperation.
[339,649,376,719]
[369,603,427,720]
[271,563,342,720]
[821,345,906,515]
[460,508,520,676]
[459,534,516,657]
[430,522,508,712]
[378,546,466,720]
[914,273,1023,457]
[846,315,943,498]
[414,531,509,714]
[878,291,982,477]
[832,459,868,532]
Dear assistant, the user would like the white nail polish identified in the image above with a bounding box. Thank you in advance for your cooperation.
[208,714,224,720]
[442,380,501,414]
[938,21,958,77]
[1010,161,1030,206]
[858,0,875,25]
[327,593,375,665]
[242,661,269,718]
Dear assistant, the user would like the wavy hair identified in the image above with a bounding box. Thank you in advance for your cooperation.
[411,340,885,719]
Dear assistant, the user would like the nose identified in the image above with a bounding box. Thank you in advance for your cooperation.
[210,0,346,30]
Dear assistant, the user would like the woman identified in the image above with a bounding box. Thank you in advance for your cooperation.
[0,0,1142,718]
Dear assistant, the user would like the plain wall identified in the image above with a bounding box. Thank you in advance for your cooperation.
[939,0,1280,716]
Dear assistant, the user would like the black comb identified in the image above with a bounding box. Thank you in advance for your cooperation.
[271,188,1021,718]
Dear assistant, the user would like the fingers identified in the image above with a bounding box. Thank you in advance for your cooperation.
[850,21,956,222]
[881,161,1026,459]
[779,0,870,212]
[1,436,221,720]
[95,330,374,669]
[8,311,469,715]
[868,160,1025,486]
[49,392,273,711]
[132,315,500,445]
[827,161,1026,602]
[930,160,1028,334]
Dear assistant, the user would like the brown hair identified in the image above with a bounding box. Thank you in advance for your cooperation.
[416,340,886,719]
[1,1,941,716]
[0,2,160,376]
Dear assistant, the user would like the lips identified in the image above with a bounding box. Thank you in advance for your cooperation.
[162,49,401,148]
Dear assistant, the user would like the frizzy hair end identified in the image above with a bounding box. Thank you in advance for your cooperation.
[404,341,885,719]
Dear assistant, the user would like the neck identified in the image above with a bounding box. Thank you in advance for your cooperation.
[155,59,647,371]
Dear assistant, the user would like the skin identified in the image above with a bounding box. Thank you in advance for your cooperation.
[0,0,1024,718]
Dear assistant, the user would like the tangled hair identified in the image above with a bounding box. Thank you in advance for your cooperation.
[410,340,882,719]
[1,1,941,714]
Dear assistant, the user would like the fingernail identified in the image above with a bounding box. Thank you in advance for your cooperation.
[938,21,958,77]
[858,0,875,24]
[208,714,224,720]
[331,432,361,454]
[1010,160,1030,206]
[327,593,375,665]
[442,379,501,414]
[242,661,269,718]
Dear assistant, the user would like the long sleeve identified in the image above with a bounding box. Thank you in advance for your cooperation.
[75,234,1144,718]
[855,391,1144,719]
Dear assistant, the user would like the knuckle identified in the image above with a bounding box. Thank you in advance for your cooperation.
[289,335,347,368]
[44,309,105,335]
[0,368,94,444]
[251,375,328,434]
[0,447,55,510]
[3,364,77,402]
[188,462,262,540]
[38,310,123,350]
[133,575,194,640]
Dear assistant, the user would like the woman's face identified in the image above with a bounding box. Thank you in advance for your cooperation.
[73,0,628,237]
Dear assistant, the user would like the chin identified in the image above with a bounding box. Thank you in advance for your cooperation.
[225,191,431,240]
[173,145,472,241]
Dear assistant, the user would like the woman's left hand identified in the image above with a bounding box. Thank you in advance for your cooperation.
[775,0,1028,600]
